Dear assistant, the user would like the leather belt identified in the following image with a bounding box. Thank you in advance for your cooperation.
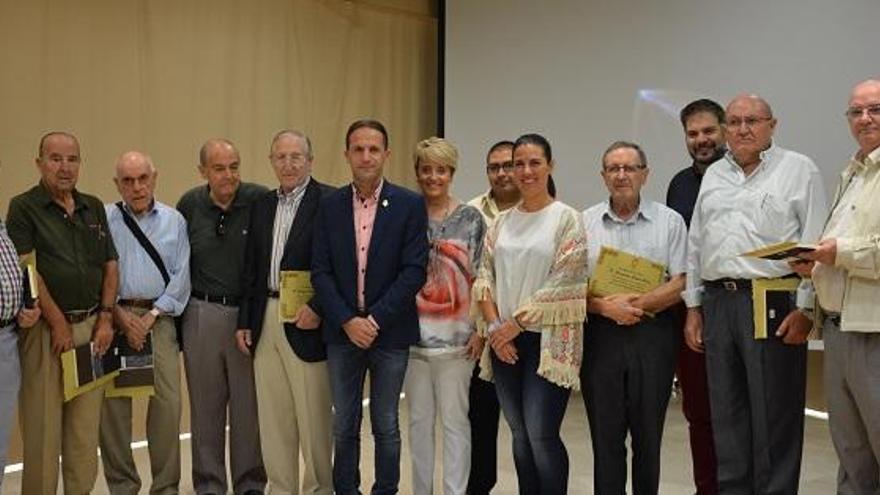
[65,307,99,324]
[703,278,752,291]
[191,290,240,307]
[268,291,280,299]
[118,298,156,309]
[824,311,841,327]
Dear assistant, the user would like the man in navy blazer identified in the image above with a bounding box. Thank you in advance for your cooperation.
[312,119,428,494]
[236,130,335,493]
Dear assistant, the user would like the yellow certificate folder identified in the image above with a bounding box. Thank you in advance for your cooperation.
[751,277,800,339]
[741,241,816,261]
[589,246,666,297]
[279,270,315,323]
[61,343,119,402]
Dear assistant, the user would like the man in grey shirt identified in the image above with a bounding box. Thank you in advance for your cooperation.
[177,138,268,495]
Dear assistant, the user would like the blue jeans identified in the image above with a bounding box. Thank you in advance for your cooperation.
[492,331,571,494]
[327,342,409,495]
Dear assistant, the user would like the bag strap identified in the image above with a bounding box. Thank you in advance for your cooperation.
[115,202,170,286]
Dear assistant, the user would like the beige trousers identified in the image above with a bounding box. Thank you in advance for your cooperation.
[100,311,182,495]
[18,316,104,495]
[254,298,333,495]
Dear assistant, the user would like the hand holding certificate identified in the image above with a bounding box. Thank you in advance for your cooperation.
[740,241,816,261]
[589,246,666,297]
[279,270,315,323]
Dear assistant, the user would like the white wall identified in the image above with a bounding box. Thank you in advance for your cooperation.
[445,0,878,209]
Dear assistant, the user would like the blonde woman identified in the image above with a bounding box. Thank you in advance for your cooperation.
[403,137,486,495]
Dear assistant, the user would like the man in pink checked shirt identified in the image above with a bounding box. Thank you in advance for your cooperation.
[311,119,429,495]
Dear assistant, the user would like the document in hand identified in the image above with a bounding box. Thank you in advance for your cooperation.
[61,342,121,401]
[19,252,38,308]
[589,246,666,297]
[751,278,799,339]
[741,241,816,261]
[279,270,315,323]
[105,333,155,399]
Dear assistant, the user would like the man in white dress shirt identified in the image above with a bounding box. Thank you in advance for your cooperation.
[683,94,827,494]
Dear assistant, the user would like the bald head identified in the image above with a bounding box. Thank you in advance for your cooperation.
[114,150,157,215]
[115,151,155,177]
[198,137,242,205]
[848,78,880,156]
[724,94,777,170]
[726,94,773,118]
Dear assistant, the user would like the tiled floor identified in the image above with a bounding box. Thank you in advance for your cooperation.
[1,392,837,494]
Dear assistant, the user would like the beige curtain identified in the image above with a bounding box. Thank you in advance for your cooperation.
[0,0,437,214]
[0,0,436,465]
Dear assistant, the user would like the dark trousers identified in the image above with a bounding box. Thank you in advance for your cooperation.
[674,304,718,495]
[467,365,500,495]
[327,342,409,495]
[492,331,571,495]
[582,313,679,495]
[702,287,806,495]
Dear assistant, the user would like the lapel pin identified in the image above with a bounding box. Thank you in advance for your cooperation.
[382,199,389,208]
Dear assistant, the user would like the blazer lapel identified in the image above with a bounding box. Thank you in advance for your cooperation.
[282,180,318,260]
[263,193,279,251]
[340,185,357,270]
[366,181,394,261]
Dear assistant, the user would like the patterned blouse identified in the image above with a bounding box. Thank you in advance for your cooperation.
[413,203,486,356]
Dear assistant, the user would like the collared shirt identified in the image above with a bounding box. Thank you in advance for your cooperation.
[0,220,22,322]
[177,182,268,297]
[666,163,709,228]
[106,200,191,316]
[6,183,118,312]
[583,199,687,278]
[814,146,880,315]
[683,145,828,307]
[352,179,383,309]
[467,190,502,224]
[268,177,310,291]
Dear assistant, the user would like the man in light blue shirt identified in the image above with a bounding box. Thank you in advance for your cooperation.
[581,141,687,494]
[100,151,191,495]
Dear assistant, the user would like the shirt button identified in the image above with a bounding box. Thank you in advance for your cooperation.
[360,247,365,251]
[361,269,365,273]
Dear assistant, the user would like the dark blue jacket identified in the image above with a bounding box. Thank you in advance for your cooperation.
[311,180,428,348]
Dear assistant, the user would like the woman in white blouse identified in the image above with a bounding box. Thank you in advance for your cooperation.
[473,133,587,494]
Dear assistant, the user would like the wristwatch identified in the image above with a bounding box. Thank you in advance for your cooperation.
[149,307,161,318]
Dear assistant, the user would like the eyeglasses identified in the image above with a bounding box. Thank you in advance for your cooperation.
[215,212,227,237]
[724,116,773,129]
[845,104,880,121]
[603,164,646,175]
[486,162,514,174]
[272,153,308,165]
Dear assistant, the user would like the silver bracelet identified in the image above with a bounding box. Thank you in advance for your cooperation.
[487,319,503,334]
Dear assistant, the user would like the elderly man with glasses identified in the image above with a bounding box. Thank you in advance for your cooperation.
[177,138,268,495]
[582,141,688,494]
[683,95,827,493]
[799,79,880,494]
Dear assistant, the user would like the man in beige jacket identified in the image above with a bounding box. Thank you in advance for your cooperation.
[801,78,880,493]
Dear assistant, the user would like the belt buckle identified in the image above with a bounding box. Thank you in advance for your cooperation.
[722,280,738,291]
